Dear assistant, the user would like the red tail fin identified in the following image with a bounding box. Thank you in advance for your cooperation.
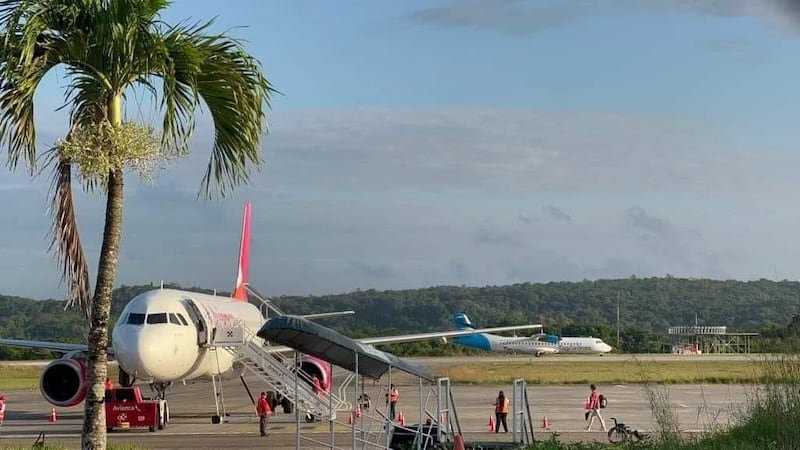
[232,201,251,301]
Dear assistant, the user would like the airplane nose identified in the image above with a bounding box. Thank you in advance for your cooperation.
[113,324,192,382]
[136,328,186,380]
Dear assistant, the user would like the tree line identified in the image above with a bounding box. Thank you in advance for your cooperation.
[3,276,800,358]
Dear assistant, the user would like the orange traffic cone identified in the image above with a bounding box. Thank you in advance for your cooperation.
[540,415,550,430]
[454,434,466,450]
[49,408,57,422]
[488,415,495,433]
[398,411,405,426]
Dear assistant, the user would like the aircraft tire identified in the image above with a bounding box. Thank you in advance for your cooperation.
[119,369,133,387]
[211,415,221,424]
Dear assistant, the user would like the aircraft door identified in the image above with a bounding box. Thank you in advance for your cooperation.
[182,298,210,346]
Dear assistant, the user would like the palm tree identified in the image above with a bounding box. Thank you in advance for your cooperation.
[0,1,273,448]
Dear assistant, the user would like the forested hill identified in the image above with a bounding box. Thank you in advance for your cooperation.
[271,277,800,335]
[2,277,800,358]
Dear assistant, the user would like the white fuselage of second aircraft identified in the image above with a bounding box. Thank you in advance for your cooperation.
[111,288,263,383]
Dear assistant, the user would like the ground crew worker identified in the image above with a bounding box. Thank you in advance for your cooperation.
[493,390,509,433]
[312,374,322,395]
[585,384,607,431]
[385,384,399,421]
[256,391,272,436]
[0,395,6,426]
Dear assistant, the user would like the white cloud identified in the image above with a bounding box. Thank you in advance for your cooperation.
[407,0,800,36]
[0,106,796,299]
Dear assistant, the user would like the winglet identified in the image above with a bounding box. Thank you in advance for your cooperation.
[232,201,252,301]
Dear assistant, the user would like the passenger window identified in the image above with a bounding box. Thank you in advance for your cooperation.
[169,313,181,325]
[127,313,145,325]
[146,313,168,324]
[177,314,189,326]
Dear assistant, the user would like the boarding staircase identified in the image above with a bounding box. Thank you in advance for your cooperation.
[209,319,352,422]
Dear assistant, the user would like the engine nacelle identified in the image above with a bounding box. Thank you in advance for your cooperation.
[298,355,332,392]
[40,357,87,407]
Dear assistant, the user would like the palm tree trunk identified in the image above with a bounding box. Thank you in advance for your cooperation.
[82,95,125,450]
[81,166,123,450]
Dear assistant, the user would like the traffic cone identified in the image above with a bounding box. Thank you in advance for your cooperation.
[347,412,352,425]
[398,411,405,426]
[49,408,57,422]
[488,415,495,433]
[454,434,466,450]
[540,415,550,430]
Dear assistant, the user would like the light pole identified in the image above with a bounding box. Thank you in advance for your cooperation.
[616,292,621,349]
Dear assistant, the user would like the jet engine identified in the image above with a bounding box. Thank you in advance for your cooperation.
[40,357,87,407]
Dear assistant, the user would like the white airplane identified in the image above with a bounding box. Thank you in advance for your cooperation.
[533,333,614,355]
[450,313,555,357]
[0,201,544,415]
[450,313,613,356]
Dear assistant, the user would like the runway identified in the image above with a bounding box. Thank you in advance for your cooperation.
[0,355,753,448]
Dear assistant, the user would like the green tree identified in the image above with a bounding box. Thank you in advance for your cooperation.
[0,1,273,448]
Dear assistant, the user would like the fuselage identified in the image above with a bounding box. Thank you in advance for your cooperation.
[551,336,613,354]
[452,333,560,355]
[111,288,263,383]
[453,333,613,355]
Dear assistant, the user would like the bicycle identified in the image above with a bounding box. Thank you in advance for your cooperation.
[607,417,647,444]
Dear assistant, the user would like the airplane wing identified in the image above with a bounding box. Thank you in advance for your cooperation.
[356,324,543,346]
[0,338,114,358]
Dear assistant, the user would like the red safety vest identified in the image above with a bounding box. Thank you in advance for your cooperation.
[256,397,271,416]
[389,388,399,403]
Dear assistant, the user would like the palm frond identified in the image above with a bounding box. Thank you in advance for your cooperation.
[43,147,91,319]
[157,21,275,197]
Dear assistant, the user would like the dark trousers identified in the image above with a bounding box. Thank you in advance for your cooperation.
[259,415,269,436]
[495,412,508,433]
[389,401,397,420]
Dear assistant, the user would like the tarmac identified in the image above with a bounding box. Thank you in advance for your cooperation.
[0,354,754,449]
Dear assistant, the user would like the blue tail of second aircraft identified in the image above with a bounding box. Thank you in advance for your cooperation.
[453,313,475,330]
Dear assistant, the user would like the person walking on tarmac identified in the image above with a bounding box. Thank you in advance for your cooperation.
[385,384,399,421]
[493,390,509,433]
[585,384,607,431]
[0,395,6,426]
[256,391,272,436]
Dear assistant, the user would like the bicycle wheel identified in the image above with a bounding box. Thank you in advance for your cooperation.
[608,427,628,444]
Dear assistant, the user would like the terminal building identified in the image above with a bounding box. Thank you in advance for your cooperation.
[666,325,759,354]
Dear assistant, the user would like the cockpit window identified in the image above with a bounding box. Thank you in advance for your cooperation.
[146,313,168,324]
[168,313,182,325]
[127,313,145,325]
[176,314,189,326]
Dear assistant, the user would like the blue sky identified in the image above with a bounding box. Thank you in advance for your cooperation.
[4,0,800,299]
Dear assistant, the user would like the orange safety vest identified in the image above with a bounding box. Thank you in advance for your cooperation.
[495,397,509,414]
[389,388,399,403]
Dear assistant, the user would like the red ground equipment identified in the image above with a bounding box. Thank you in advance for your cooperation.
[104,386,168,432]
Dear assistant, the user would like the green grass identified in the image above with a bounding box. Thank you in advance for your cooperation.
[437,360,765,385]
[0,365,119,391]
